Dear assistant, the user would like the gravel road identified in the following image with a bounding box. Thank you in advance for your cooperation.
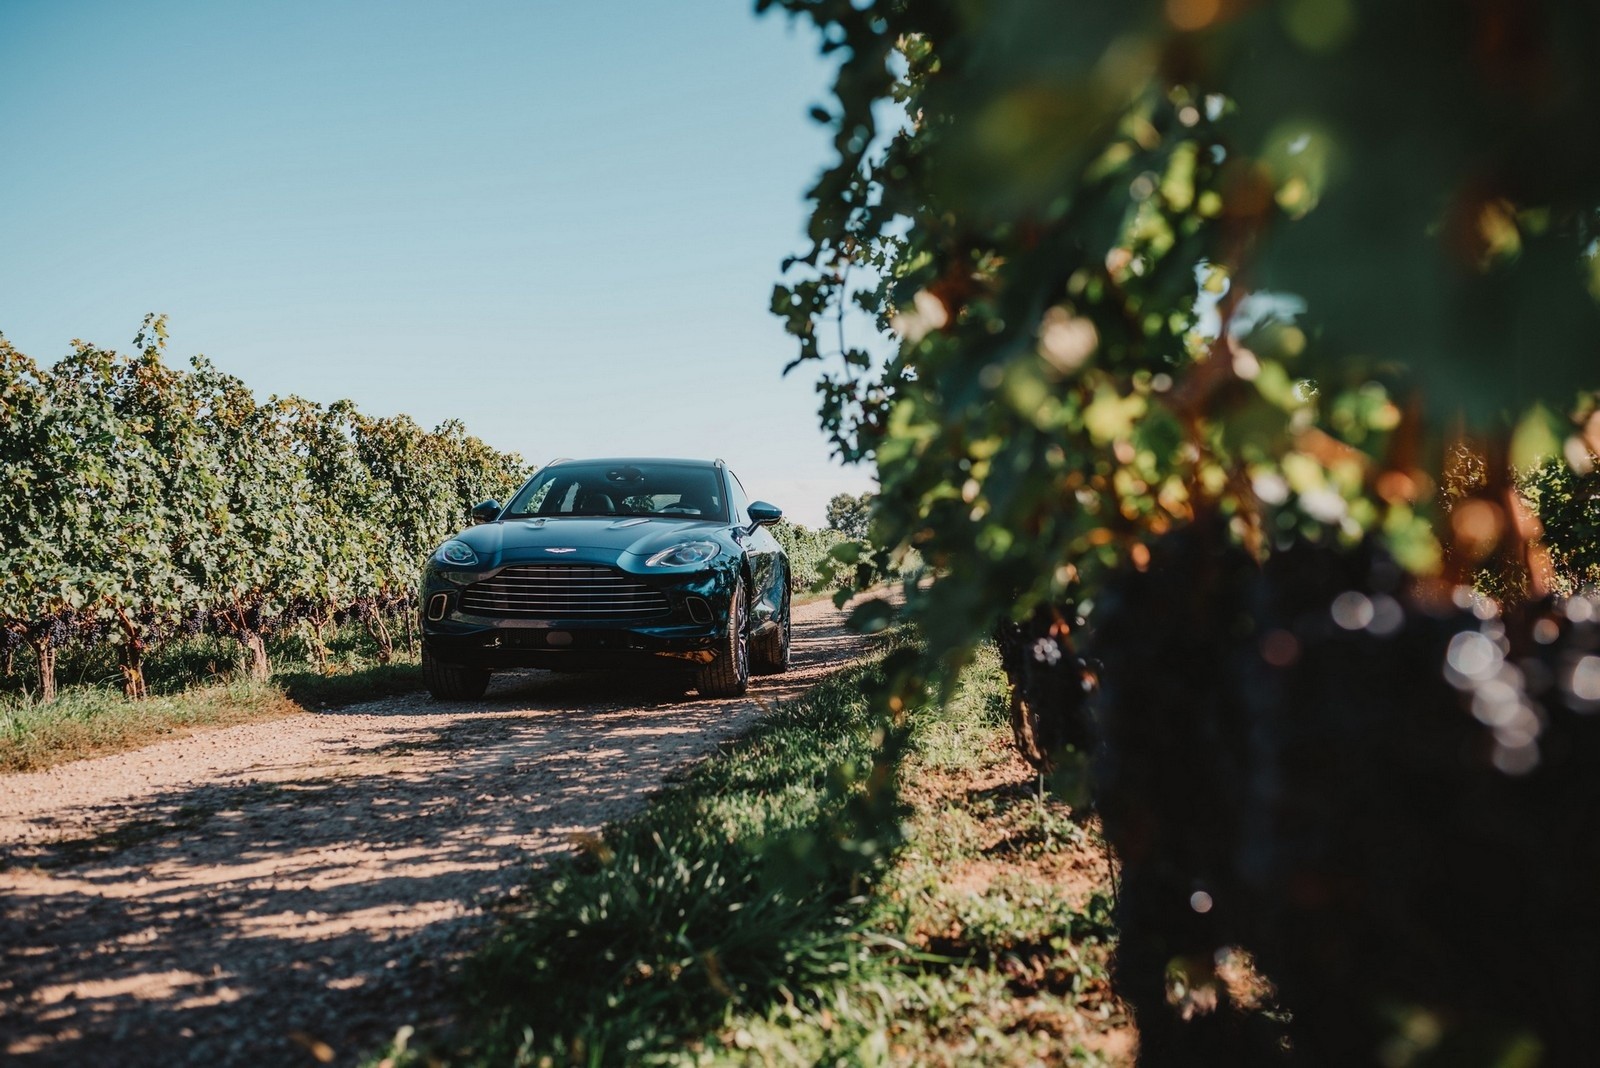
[0,596,878,1066]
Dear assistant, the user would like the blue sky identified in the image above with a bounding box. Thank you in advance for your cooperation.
[0,0,875,526]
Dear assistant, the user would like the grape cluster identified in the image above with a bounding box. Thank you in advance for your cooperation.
[1089,524,1600,1065]
[133,608,167,645]
[19,611,80,651]
[4,583,424,693]
[994,602,1096,772]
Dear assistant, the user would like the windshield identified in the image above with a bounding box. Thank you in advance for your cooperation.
[503,462,728,522]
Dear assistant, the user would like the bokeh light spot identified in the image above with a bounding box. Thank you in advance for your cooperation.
[1281,0,1356,52]
[1038,307,1099,374]
[1260,629,1300,667]
[1571,656,1600,705]
[1446,630,1502,686]
[1450,499,1503,562]
[1166,0,1221,32]
[1330,591,1373,630]
[1366,594,1404,637]
[1492,742,1540,776]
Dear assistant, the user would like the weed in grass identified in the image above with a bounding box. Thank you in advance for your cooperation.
[914,645,1013,775]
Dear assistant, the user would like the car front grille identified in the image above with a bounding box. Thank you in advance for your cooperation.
[459,565,671,620]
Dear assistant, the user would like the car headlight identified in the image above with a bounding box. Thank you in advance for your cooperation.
[436,539,479,566]
[645,540,719,567]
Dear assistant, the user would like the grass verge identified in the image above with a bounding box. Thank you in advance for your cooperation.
[373,643,1130,1066]
[0,652,419,774]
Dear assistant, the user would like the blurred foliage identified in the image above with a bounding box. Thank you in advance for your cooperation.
[766,2,1600,1062]
[0,320,528,700]
[765,0,1600,676]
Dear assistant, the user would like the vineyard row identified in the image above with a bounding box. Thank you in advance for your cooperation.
[0,317,529,701]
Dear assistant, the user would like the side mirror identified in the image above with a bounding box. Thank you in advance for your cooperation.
[470,499,501,524]
[746,501,782,530]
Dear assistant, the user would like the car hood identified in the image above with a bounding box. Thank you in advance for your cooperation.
[450,516,733,568]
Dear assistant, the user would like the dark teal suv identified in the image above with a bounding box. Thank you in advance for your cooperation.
[419,457,791,700]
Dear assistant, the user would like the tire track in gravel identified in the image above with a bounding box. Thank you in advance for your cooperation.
[0,595,882,1066]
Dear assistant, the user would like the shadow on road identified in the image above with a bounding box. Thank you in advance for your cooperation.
[0,602,875,1066]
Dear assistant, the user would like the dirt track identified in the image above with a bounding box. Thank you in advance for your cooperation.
[0,597,876,1066]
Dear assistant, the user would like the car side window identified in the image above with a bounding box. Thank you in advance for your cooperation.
[726,470,751,526]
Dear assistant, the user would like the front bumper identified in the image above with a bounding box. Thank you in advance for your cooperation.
[422,619,720,671]
[419,555,735,672]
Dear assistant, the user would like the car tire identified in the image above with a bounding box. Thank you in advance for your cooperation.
[696,576,750,698]
[752,583,791,675]
[422,642,491,700]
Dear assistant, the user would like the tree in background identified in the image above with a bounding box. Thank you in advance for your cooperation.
[823,491,872,540]
[283,397,386,672]
[350,411,527,661]
[771,518,855,593]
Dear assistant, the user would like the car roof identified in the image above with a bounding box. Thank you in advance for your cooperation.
[543,457,723,469]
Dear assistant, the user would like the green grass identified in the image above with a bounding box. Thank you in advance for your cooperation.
[278,660,423,708]
[0,678,299,773]
[371,642,1129,1066]
[0,622,421,773]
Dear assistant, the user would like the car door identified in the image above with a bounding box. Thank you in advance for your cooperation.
[726,469,784,625]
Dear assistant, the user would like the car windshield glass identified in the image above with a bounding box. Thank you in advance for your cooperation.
[503,463,728,521]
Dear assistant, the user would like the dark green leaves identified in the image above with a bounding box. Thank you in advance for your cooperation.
[0,322,529,698]
[765,0,1600,700]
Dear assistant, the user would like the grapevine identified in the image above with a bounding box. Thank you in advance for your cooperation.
[767,0,1600,1062]
[0,320,529,699]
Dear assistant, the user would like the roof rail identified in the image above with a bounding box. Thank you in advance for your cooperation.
[547,457,574,466]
